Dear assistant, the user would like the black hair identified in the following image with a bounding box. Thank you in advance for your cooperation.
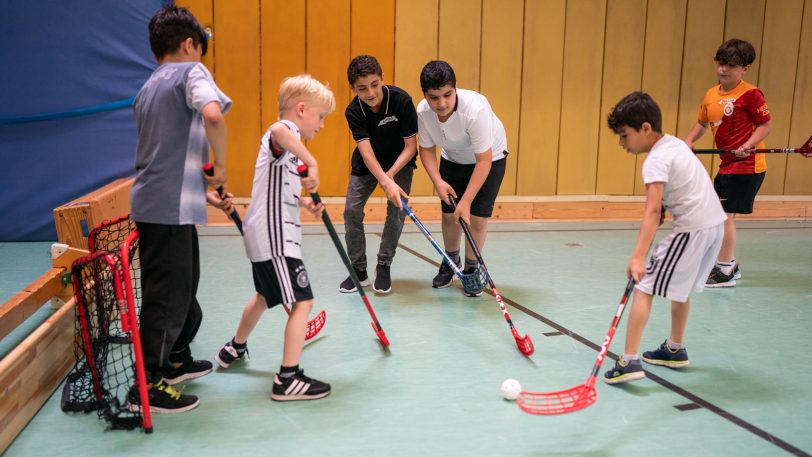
[347,55,383,85]
[420,60,456,93]
[607,91,662,134]
[148,5,208,58]
[714,38,756,67]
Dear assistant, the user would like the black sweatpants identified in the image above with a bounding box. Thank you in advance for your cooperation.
[135,222,203,380]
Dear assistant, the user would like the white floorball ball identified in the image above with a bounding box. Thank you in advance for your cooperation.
[501,378,522,400]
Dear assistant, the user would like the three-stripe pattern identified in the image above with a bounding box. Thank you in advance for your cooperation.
[284,378,311,396]
[652,232,690,297]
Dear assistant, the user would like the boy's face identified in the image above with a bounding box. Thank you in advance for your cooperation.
[424,85,456,119]
[715,61,748,89]
[298,102,329,141]
[616,124,652,155]
[351,74,384,110]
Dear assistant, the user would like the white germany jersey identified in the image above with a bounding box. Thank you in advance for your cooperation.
[243,120,304,261]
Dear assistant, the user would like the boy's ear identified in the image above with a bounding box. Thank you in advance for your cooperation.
[641,122,652,135]
[295,101,307,116]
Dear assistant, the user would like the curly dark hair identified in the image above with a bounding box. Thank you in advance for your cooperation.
[607,92,662,134]
[714,38,756,67]
[148,5,208,58]
[347,55,383,85]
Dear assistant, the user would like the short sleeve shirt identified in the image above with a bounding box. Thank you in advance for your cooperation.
[416,88,507,164]
[697,80,770,174]
[345,85,418,176]
[643,135,726,233]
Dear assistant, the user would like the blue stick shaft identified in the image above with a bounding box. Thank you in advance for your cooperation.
[400,198,464,279]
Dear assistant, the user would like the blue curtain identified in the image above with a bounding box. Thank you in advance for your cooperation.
[0,0,165,240]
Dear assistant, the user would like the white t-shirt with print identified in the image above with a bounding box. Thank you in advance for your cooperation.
[416,88,507,164]
[643,135,726,233]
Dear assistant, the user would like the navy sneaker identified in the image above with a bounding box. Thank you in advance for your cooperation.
[339,268,370,293]
[642,340,690,368]
[432,258,461,289]
[603,358,645,384]
[162,359,213,385]
[126,380,200,414]
[373,264,392,294]
[214,340,248,369]
[706,266,736,288]
[271,369,331,401]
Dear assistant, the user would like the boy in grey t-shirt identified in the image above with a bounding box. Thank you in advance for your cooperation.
[128,5,232,414]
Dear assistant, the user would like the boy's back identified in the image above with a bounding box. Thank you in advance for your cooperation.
[643,135,726,233]
[131,62,231,225]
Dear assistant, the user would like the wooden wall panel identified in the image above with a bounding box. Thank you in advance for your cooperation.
[634,0,687,195]
[517,0,564,195]
[557,0,606,195]
[756,0,803,194]
[785,0,812,194]
[676,0,726,175]
[480,0,523,196]
[260,0,305,130]
[394,0,438,197]
[213,0,261,197]
[438,0,482,90]
[595,0,647,195]
[306,0,352,196]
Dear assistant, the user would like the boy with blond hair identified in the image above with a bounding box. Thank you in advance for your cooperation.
[215,75,334,401]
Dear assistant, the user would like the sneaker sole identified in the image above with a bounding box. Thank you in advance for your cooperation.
[432,278,454,289]
[270,390,331,401]
[339,279,370,293]
[126,399,201,414]
[642,357,689,368]
[372,284,392,294]
[214,353,241,369]
[603,371,646,384]
[163,368,213,385]
[706,280,736,288]
[733,273,741,280]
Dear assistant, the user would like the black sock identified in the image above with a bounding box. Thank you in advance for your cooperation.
[279,364,299,378]
[464,258,479,271]
[231,338,247,353]
[445,249,460,266]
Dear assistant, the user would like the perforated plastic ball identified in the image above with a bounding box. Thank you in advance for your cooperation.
[501,378,522,400]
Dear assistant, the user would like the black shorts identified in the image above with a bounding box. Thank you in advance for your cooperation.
[714,171,765,214]
[439,155,507,218]
[252,257,313,307]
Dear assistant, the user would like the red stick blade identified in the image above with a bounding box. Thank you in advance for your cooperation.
[371,322,390,347]
[305,310,326,341]
[516,334,534,356]
[516,384,597,415]
[800,134,812,158]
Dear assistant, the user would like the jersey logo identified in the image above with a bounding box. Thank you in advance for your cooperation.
[378,115,398,127]
[723,101,734,116]
[295,266,310,288]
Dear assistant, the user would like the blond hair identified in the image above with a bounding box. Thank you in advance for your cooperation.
[278,74,336,115]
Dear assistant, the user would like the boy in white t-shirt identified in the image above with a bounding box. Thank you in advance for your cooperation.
[214,75,334,401]
[416,60,508,297]
[603,92,726,384]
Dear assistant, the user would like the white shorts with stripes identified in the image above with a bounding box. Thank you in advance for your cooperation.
[636,223,724,302]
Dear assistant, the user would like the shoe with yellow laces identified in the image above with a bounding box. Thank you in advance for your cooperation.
[126,380,200,414]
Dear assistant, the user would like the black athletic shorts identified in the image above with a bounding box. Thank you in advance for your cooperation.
[714,171,765,214]
[439,155,507,218]
[252,257,313,307]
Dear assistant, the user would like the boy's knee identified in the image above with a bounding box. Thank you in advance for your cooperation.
[344,206,365,223]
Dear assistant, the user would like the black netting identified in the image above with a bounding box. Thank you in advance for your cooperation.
[62,216,146,431]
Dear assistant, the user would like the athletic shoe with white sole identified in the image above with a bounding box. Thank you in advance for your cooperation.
[706,266,736,288]
[271,369,331,401]
[339,268,370,293]
[603,358,645,384]
[162,359,213,385]
[126,380,200,414]
[214,340,248,369]
[642,340,690,368]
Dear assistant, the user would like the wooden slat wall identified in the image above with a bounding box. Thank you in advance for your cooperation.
[179,0,812,198]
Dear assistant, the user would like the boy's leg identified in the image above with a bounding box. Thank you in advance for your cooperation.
[341,174,376,291]
[272,299,331,401]
[235,293,268,343]
[281,299,313,367]
[718,213,736,262]
[375,167,414,293]
[603,288,651,384]
[669,297,690,343]
[642,298,690,368]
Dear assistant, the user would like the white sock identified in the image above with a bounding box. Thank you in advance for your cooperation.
[716,260,734,275]
[621,354,639,363]
[667,339,684,350]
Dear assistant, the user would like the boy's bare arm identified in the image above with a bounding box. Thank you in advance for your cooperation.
[735,120,772,157]
[202,101,227,186]
[385,136,418,178]
[419,145,455,204]
[357,140,408,207]
[271,122,319,193]
[684,122,708,149]
[629,182,664,282]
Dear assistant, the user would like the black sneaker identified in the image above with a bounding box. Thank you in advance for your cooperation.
[162,359,213,385]
[126,380,200,414]
[603,358,645,384]
[642,340,689,368]
[339,268,370,293]
[706,266,736,288]
[214,340,248,369]
[270,369,331,401]
[373,264,392,294]
[432,258,461,288]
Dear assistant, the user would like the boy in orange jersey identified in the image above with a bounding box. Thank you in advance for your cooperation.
[684,38,771,288]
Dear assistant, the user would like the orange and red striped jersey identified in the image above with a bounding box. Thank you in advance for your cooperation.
[697,80,770,174]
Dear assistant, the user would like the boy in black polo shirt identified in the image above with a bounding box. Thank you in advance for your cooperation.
[340,55,418,294]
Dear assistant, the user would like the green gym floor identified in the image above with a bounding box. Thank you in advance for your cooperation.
[1,220,811,457]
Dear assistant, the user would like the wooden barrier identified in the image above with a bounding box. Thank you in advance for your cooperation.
[53,178,133,249]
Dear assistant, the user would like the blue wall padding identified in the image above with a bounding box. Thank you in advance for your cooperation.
[1,0,165,240]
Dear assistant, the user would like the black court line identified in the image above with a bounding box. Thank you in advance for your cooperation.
[675,403,703,412]
[394,238,811,457]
